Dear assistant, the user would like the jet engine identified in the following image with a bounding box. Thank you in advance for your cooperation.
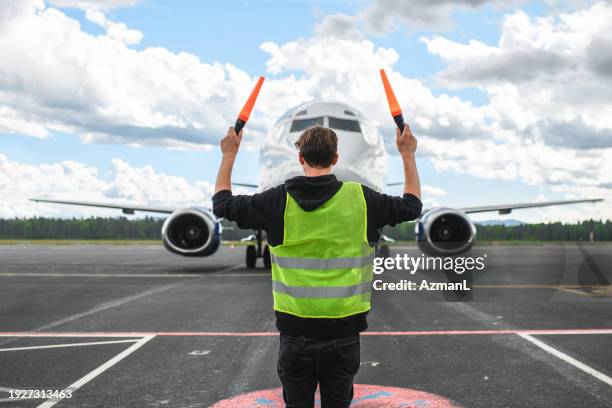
[162,208,221,257]
[415,208,476,255]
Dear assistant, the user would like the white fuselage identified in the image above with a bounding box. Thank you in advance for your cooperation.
[258,100,387,191]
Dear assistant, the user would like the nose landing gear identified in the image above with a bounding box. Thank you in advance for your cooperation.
[245,230,271,269]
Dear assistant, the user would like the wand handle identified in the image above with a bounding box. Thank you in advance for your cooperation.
[234,119,246,135]
[393,114,405,132]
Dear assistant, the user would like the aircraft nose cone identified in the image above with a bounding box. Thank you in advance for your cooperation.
[336,131,369,162]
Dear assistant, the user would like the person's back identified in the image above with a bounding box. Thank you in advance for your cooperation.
[213,125,422,407]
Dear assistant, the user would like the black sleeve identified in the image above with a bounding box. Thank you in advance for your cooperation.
[212,185,286,246]
[361,185,422,243]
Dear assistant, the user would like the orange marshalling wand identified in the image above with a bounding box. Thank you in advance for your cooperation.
[379,69,405,131]
[234,76,265,135]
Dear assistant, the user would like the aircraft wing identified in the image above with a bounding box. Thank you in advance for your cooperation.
[232,182,258,188]
[30,198,176,215]
[459,198,603,215]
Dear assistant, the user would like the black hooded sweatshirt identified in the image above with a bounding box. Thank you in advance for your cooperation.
[212,174,422,338]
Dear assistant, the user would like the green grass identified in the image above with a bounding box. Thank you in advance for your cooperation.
[0,239,159,245]
[1,239,607,246]
[387,240,609,246]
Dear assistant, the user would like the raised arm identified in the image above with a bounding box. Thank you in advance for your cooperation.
[396,124,421,199]
[215,127,243,194]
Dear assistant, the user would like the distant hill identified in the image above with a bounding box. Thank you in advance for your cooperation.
[475,219,524,226]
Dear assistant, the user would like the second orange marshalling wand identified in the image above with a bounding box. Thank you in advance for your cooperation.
[234,76,265,135]
[379,69,406,131]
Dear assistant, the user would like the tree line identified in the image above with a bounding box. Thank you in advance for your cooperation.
[0,217,610,241]
[382,219,612,242]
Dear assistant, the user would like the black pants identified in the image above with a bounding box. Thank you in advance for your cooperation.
[277,334,360,408]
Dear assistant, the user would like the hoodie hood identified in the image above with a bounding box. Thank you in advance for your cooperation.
[284,174,342,211]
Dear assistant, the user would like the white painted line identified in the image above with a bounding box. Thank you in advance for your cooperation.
[0,264,258,279]
[36,335,155,408]
[518,333,612,387]
[31,282,187,333]
[188,350,211,356]
[0,270,266,279]
[0,332,145,338]
[0,339,138,352]
[0,273,199,278]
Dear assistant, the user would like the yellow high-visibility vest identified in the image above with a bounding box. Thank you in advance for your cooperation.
[270,181,373,318]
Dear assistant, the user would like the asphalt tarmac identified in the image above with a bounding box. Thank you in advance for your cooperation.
[0,243,610,407]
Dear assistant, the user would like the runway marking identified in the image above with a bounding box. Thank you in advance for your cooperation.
[558,288,593,297]
[0,270,267,278]
[36,335,155,408]
[188,350,211,356]
[211,384,460,407]
[518,333,612,387]
[0,339,139,352]
[30,281,187,333]
[558,287,612,297]
[1,328,611,338]
[19,264,241,336]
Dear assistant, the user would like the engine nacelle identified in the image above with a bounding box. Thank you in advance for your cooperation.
[162,208,221,257]
[415,208,476,255]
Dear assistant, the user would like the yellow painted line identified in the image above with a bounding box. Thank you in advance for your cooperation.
[557,287,612,297]
[557,288,592,297]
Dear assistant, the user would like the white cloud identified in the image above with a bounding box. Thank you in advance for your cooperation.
[408,1,612,222]
[85,8,143,44]
[314,0,514,37]
[361,0,508,32]
[0,2,490,149]
[259,36,490,146]
[0,154,214,218]
[422,2,612,149]
[0,1,277,149]
[419,137,612,221]
[423,185,447,196]
[421,184,447,208]
[0,0,608,222]
[314,13,364,41]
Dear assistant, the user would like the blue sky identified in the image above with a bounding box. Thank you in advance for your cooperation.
[1,0,609,221]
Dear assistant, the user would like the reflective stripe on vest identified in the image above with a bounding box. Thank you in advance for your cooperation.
[269,181,373,319]
[272,280,372,298]
[271,253,374,269]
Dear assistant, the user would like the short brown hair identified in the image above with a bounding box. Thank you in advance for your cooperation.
[294,126,338,168]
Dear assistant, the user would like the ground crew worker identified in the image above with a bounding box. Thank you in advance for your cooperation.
[213,124,422,408]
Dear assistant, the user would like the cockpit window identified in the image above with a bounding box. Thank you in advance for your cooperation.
[290,117,324,133]
[329,117,361,133]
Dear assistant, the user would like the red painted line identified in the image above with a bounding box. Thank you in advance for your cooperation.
[0,329,611,338]
[363,329,612,336]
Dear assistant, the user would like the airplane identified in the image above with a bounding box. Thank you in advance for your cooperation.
[31,99,604,268]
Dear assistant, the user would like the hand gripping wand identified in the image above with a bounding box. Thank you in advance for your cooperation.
[379,69,406,131]
[233,76,265,135]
